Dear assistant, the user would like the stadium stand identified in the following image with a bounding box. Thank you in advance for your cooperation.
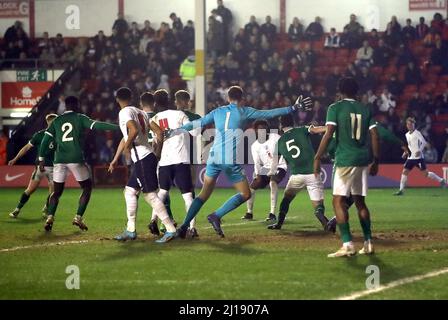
[2,11,448,165]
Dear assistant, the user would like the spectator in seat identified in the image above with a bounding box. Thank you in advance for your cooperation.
[142,20,155,37]
[4,21,27,46]
[207,16,224,59]
[384,16,402,47]
[430,13,445,34]
[404,61,422,85]
[99,139,115,164]
[112,13,129,37]
[387,75,404,96]
[402,19,416,41]
[344,62,359,78]
[244,16,259,34]
[372,39,391,67]
[430,40,445,66]
[367,28,380,47]
[408,92,422,113]
[356,66,376,94]
[260,15,277,42]
[416,17,429,39]
[339,26,352,48]
[216,0,233,52]
[355,40,373,68]
[325,66,341,97]
[344,14,363,36]
[305,16,324,41]
[423,28,441,47]
[324,28,340,48]
[288,17,304,42]
[169,13,183,32]
[424,142,439,163]
[234,28,246,44]
[184,20,195,51]
[302,43,316,68]
[379,88,396,113]
[397,43,416,67]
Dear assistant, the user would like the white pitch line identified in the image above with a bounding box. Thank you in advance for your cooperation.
[336,267,448,300]
[0,240,90,253]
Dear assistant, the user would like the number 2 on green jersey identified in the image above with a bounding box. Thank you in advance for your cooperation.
[62,123,73,142]
[350,113,362,141]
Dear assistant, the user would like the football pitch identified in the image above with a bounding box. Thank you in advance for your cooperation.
[0,187,447,300]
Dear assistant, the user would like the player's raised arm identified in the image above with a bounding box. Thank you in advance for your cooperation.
[80,114,119,131]
[246,95,313,121]
[8,143,33,166]
[308,125,327,134]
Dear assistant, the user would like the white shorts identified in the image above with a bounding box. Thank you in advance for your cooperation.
[32,166,53,182]
[285,173,324,201]
[333,166,368,197]
[53,163,91,183]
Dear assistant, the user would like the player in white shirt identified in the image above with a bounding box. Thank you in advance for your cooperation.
[148,90,200,237]
[394,117,446,195]
[111,87,177,243]
[242,120,287,221]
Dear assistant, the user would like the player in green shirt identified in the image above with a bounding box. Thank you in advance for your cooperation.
[267,114,335,232]
[8,114,58,218]
[38,96,119,232]
[314,77,380,258]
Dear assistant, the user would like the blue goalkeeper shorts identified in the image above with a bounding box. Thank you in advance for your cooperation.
[205,162,246,184]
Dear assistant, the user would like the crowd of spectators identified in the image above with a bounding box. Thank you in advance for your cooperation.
[2,1,448,163]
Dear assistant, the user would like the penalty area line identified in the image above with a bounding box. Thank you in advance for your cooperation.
[336,266,448,300]
[0,240,91,253]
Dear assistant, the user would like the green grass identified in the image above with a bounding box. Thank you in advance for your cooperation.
[0,187,447,299]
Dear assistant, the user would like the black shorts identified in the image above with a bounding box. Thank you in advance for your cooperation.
[158,163,193,194]
[404,158,427,171]
[250,168,287,190]
[127,153,159,193]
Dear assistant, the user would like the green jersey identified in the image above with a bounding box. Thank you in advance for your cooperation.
[327,122,402,161]
[40,111,119,164]
[184,110,201,122]
[277,126,315,175]
[29,129,55,166]
[326,99,376,167]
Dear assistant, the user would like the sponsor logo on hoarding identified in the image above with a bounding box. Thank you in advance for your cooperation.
[5,173,25,182]
[1,82,53,109]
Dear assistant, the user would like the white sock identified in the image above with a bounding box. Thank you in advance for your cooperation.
[246,189,255,213]
[144,192,176,233]
[343,241,354,248]
[124,186,138,232]
[181,192,195,228]
[151,189,169,222]
[269,181,278,214]
[428,171,443,183]
[399,174,408,191]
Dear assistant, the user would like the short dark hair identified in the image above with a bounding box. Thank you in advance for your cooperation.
[175,90,190,102]
[253,119,268,129]
[115,87,132,102]
[227,86,244,101]
[154,89,170,109]
[338,77,359,97]
[280,114,295,128]
[65,96,79,110]
[140,92,154,106]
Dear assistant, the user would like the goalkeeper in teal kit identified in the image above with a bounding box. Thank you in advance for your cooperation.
[168,86,312,238]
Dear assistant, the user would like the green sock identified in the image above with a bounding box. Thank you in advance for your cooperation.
[314,204,328,227]
[47,203,57,216]
[76,203,88,216]
[278,197,292,225]
[360,218,372,241]
[164,195,174,220]
[17,192,30,209]
[338,222,352,243]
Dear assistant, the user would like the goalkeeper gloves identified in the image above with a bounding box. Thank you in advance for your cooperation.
[292,95,313,112]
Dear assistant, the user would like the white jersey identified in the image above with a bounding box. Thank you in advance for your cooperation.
[152,109,193,166]
[406,129,427,160]
[251,133,287,176]
[119,106,154,163]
